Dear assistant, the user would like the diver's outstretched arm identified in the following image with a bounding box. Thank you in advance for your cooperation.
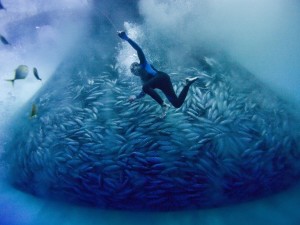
[118,31,146,65]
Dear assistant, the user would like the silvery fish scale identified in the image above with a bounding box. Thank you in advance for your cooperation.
[2,49,300,211]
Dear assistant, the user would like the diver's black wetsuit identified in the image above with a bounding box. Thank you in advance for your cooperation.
[124,35,191,108]
[141,71,190,108]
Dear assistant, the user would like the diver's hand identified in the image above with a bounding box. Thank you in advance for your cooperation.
[128,95,136,103]
[118,31,129,40]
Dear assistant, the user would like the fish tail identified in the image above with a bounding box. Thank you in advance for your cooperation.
[5,79,15,87]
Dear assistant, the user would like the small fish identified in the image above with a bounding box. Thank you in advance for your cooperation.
[30,104,37,118]
[87,79,94,85]
[5,65,29,86]
[33,67,42,81]
[0,0,6,10]
[0,34,10,45]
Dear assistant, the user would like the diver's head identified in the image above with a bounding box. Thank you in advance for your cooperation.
[130,62,142,76]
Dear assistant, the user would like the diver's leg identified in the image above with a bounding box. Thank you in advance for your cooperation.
[143,74,171,118]
[158,74,184,108]
[159,78,180,108]
[160,74,198,108]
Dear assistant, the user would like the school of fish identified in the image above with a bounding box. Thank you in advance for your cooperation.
[2,50,300,211]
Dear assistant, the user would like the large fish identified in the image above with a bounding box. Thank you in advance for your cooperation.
[0,0,6,10]
[33,67,42,81]
[0,34,10,45]
[5,65,29,86]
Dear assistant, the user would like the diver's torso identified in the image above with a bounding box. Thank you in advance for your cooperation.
[140,71,169,88]
[140,71,155,84]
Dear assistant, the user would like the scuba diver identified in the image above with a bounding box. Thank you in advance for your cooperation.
[118,31,199,118]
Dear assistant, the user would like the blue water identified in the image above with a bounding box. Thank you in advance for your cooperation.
[1,0,300,224]
[1,181,300,225]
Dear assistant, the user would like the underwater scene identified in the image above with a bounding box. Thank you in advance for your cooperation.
[1,0,300,224]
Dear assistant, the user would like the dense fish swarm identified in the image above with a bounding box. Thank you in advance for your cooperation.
[3,54,300,211]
